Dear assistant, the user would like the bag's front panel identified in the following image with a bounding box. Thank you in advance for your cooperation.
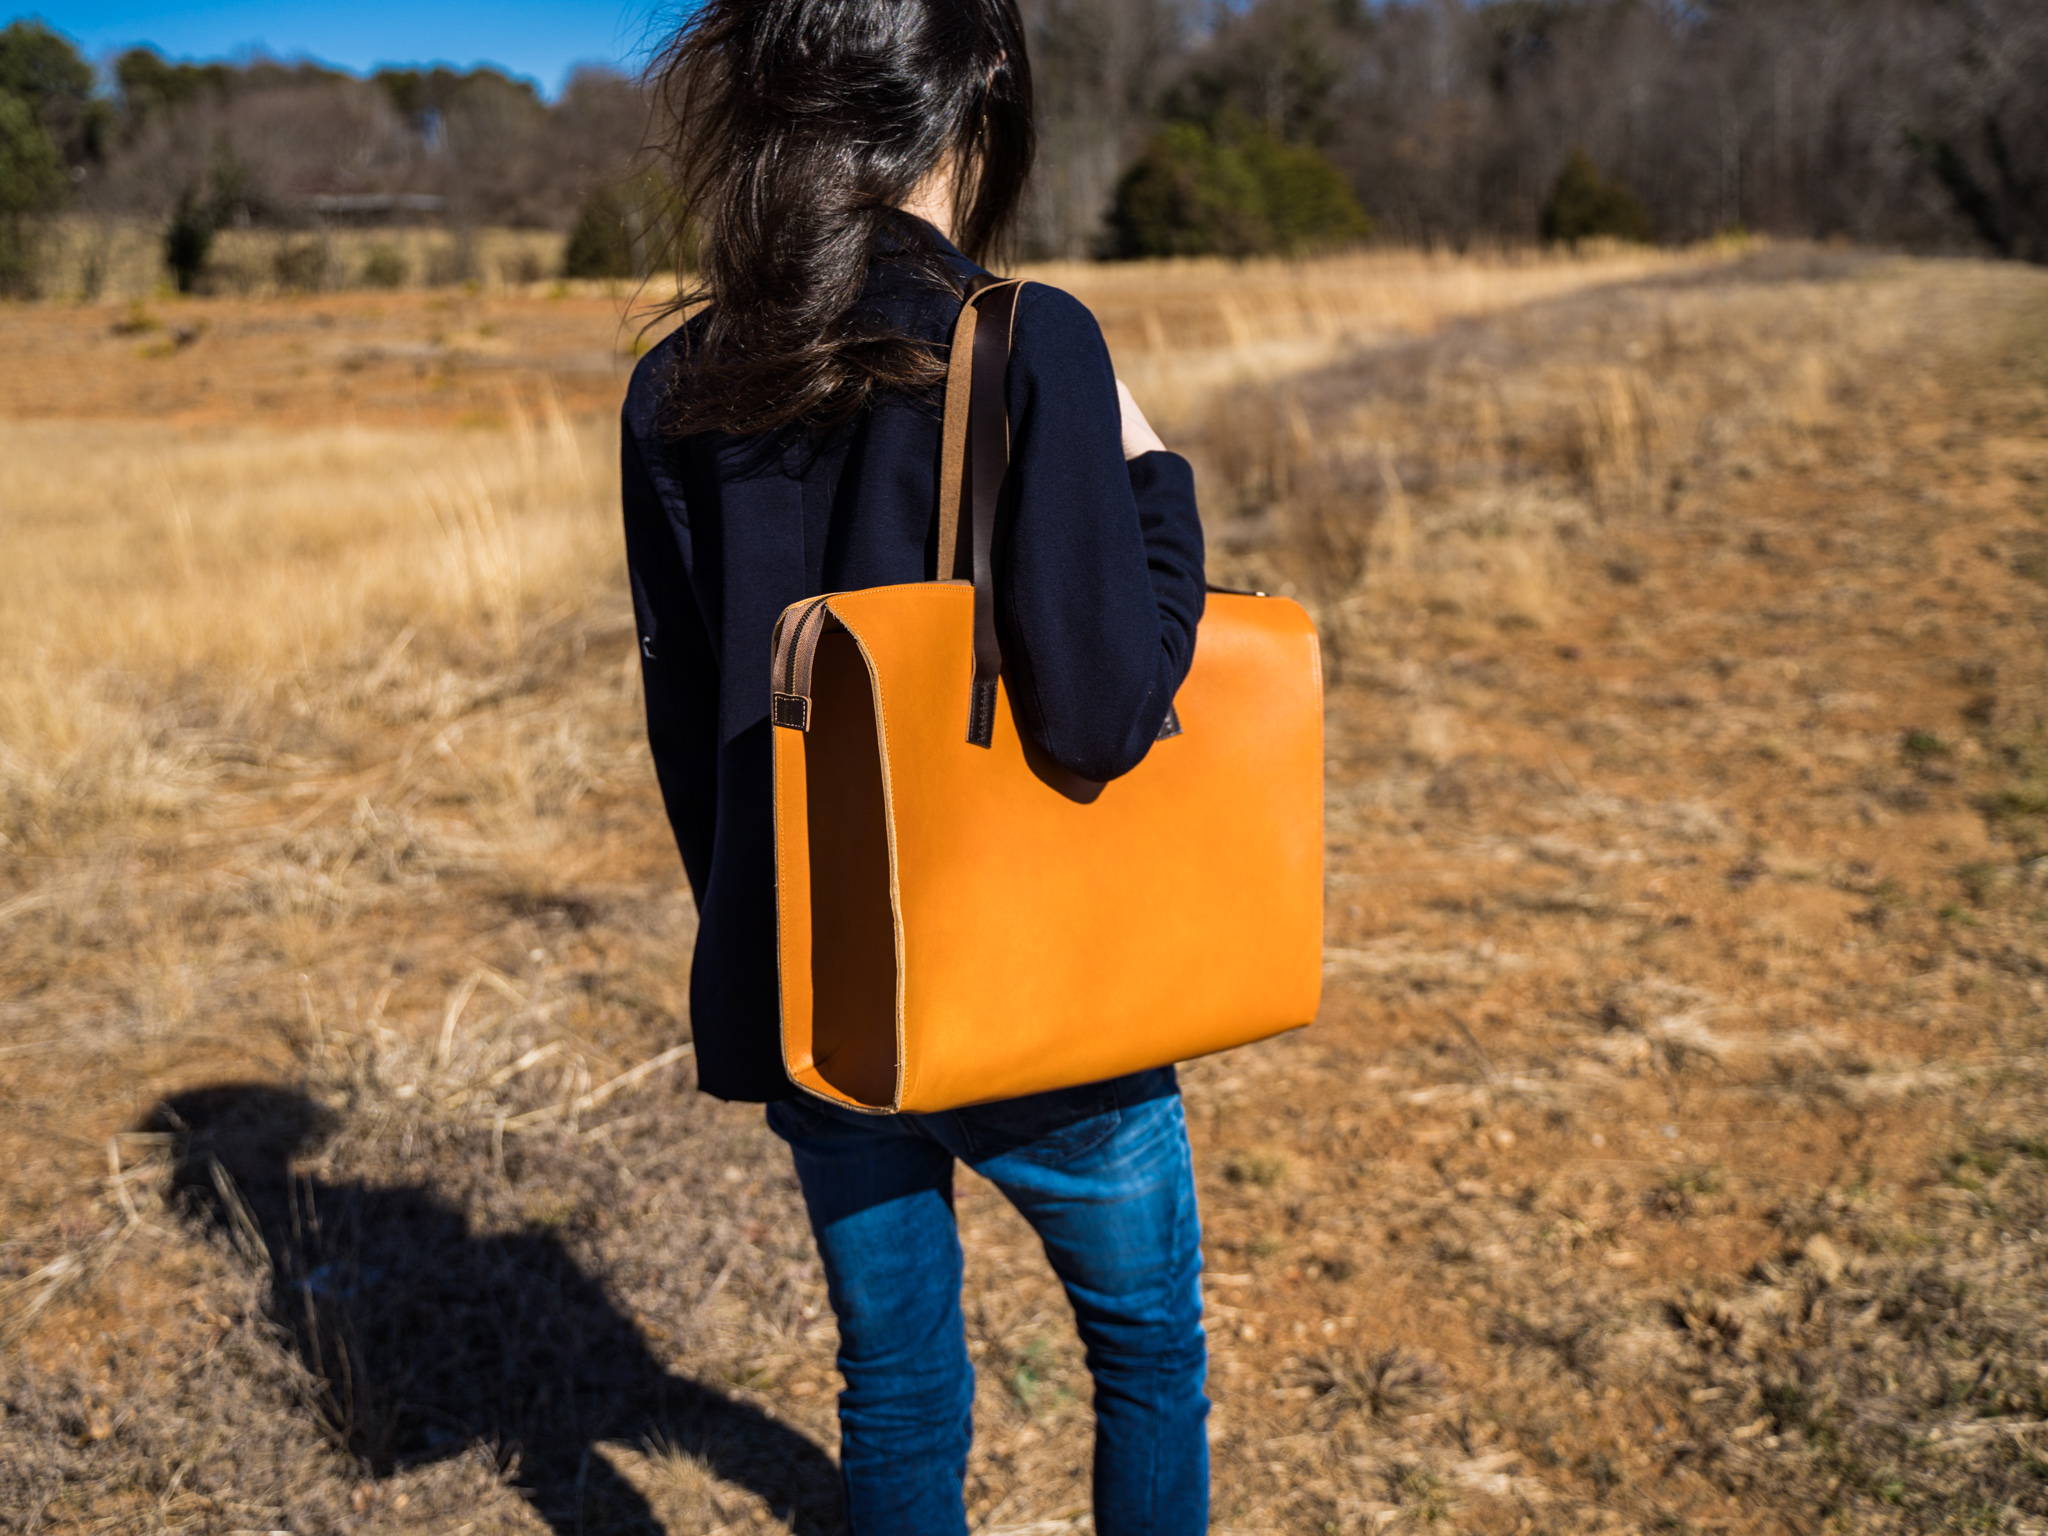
[831,584,1323,1112]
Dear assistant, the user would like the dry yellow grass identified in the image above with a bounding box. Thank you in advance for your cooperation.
[3,242,2046,1535]
[0,240,1704,857]
[1034,237,1723,425]
[34,217,568,302]
[0,395,614,856]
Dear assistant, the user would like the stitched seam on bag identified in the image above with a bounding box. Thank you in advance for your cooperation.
[790,1079,895,1114]
[1308,606,1328,1019]
[839,611,912,1111]
[969,679,998,745]
[769,635,805,1084]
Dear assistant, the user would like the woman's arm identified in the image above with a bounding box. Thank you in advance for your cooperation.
[996,282,1207,784]
[620,413,721,899]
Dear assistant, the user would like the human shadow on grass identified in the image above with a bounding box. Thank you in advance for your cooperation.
[142,1083,841,1536]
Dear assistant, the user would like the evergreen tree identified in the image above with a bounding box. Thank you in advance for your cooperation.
[1540,149,1652,246]
[1107,121,1266,258]
[164,184,218,294]
[562,183,637,279]
[0,21,99,163]
[1239,128,1374,252]
[1107,112,1370,259]
[0,90,63,296]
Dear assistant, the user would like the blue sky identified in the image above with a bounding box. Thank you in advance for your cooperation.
[23,1,690,97]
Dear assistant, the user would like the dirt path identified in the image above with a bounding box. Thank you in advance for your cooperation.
[1176,261,2048,1532]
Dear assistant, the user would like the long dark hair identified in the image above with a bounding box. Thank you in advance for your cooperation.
[646,0,1035,438]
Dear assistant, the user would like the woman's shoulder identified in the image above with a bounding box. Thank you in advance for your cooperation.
[1012,277,1097,325]
[622,309,710,439]
[1006,278,1112,372]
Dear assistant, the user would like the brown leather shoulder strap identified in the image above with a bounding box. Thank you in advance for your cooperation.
[776,277,1023,745]
[774,274,1190,754]
[962,278,1024,746]
[936,275,1021,583]
[935,278,988,581]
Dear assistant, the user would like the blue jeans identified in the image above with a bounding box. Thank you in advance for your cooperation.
[764,1063,1209,1535]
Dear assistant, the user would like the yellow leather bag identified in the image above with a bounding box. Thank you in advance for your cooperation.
[770,276,1323,1113]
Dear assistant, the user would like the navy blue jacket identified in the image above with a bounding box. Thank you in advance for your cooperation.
[620,218,1207,1102]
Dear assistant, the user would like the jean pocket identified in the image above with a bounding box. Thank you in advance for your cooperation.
[957,1076,1125,1165]
[765,1088,892,1146]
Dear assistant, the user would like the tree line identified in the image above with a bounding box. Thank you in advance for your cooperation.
[0,0,2041,297]
[0,24,647,294]
[1039,0,2045,262]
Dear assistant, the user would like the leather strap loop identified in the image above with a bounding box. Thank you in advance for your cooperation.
[770,593,832,730]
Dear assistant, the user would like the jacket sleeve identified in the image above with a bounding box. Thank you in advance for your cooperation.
[620,411,719,900]
[996,281,1207,783]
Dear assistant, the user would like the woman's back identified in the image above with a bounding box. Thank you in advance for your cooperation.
[620,215,1206,1101]
[625,5,1219,1526]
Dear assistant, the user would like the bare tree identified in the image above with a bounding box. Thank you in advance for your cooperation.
[1017,0,1203,257]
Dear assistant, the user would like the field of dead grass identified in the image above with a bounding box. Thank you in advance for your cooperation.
[2,241,2046,1535]
[33,218,569,305]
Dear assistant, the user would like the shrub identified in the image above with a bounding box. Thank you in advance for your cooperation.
[0,88,63,297]
[1108,120,1267,259]
[1107,112,1370,260]
[360,243,407,289]
[164,185,217,294]
[1540,149,1652,246]
[424,232,480,288]
[271,237,332,293]
[498,246,547,286]
[562,184,636,279]
[1238,131,1374,253]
